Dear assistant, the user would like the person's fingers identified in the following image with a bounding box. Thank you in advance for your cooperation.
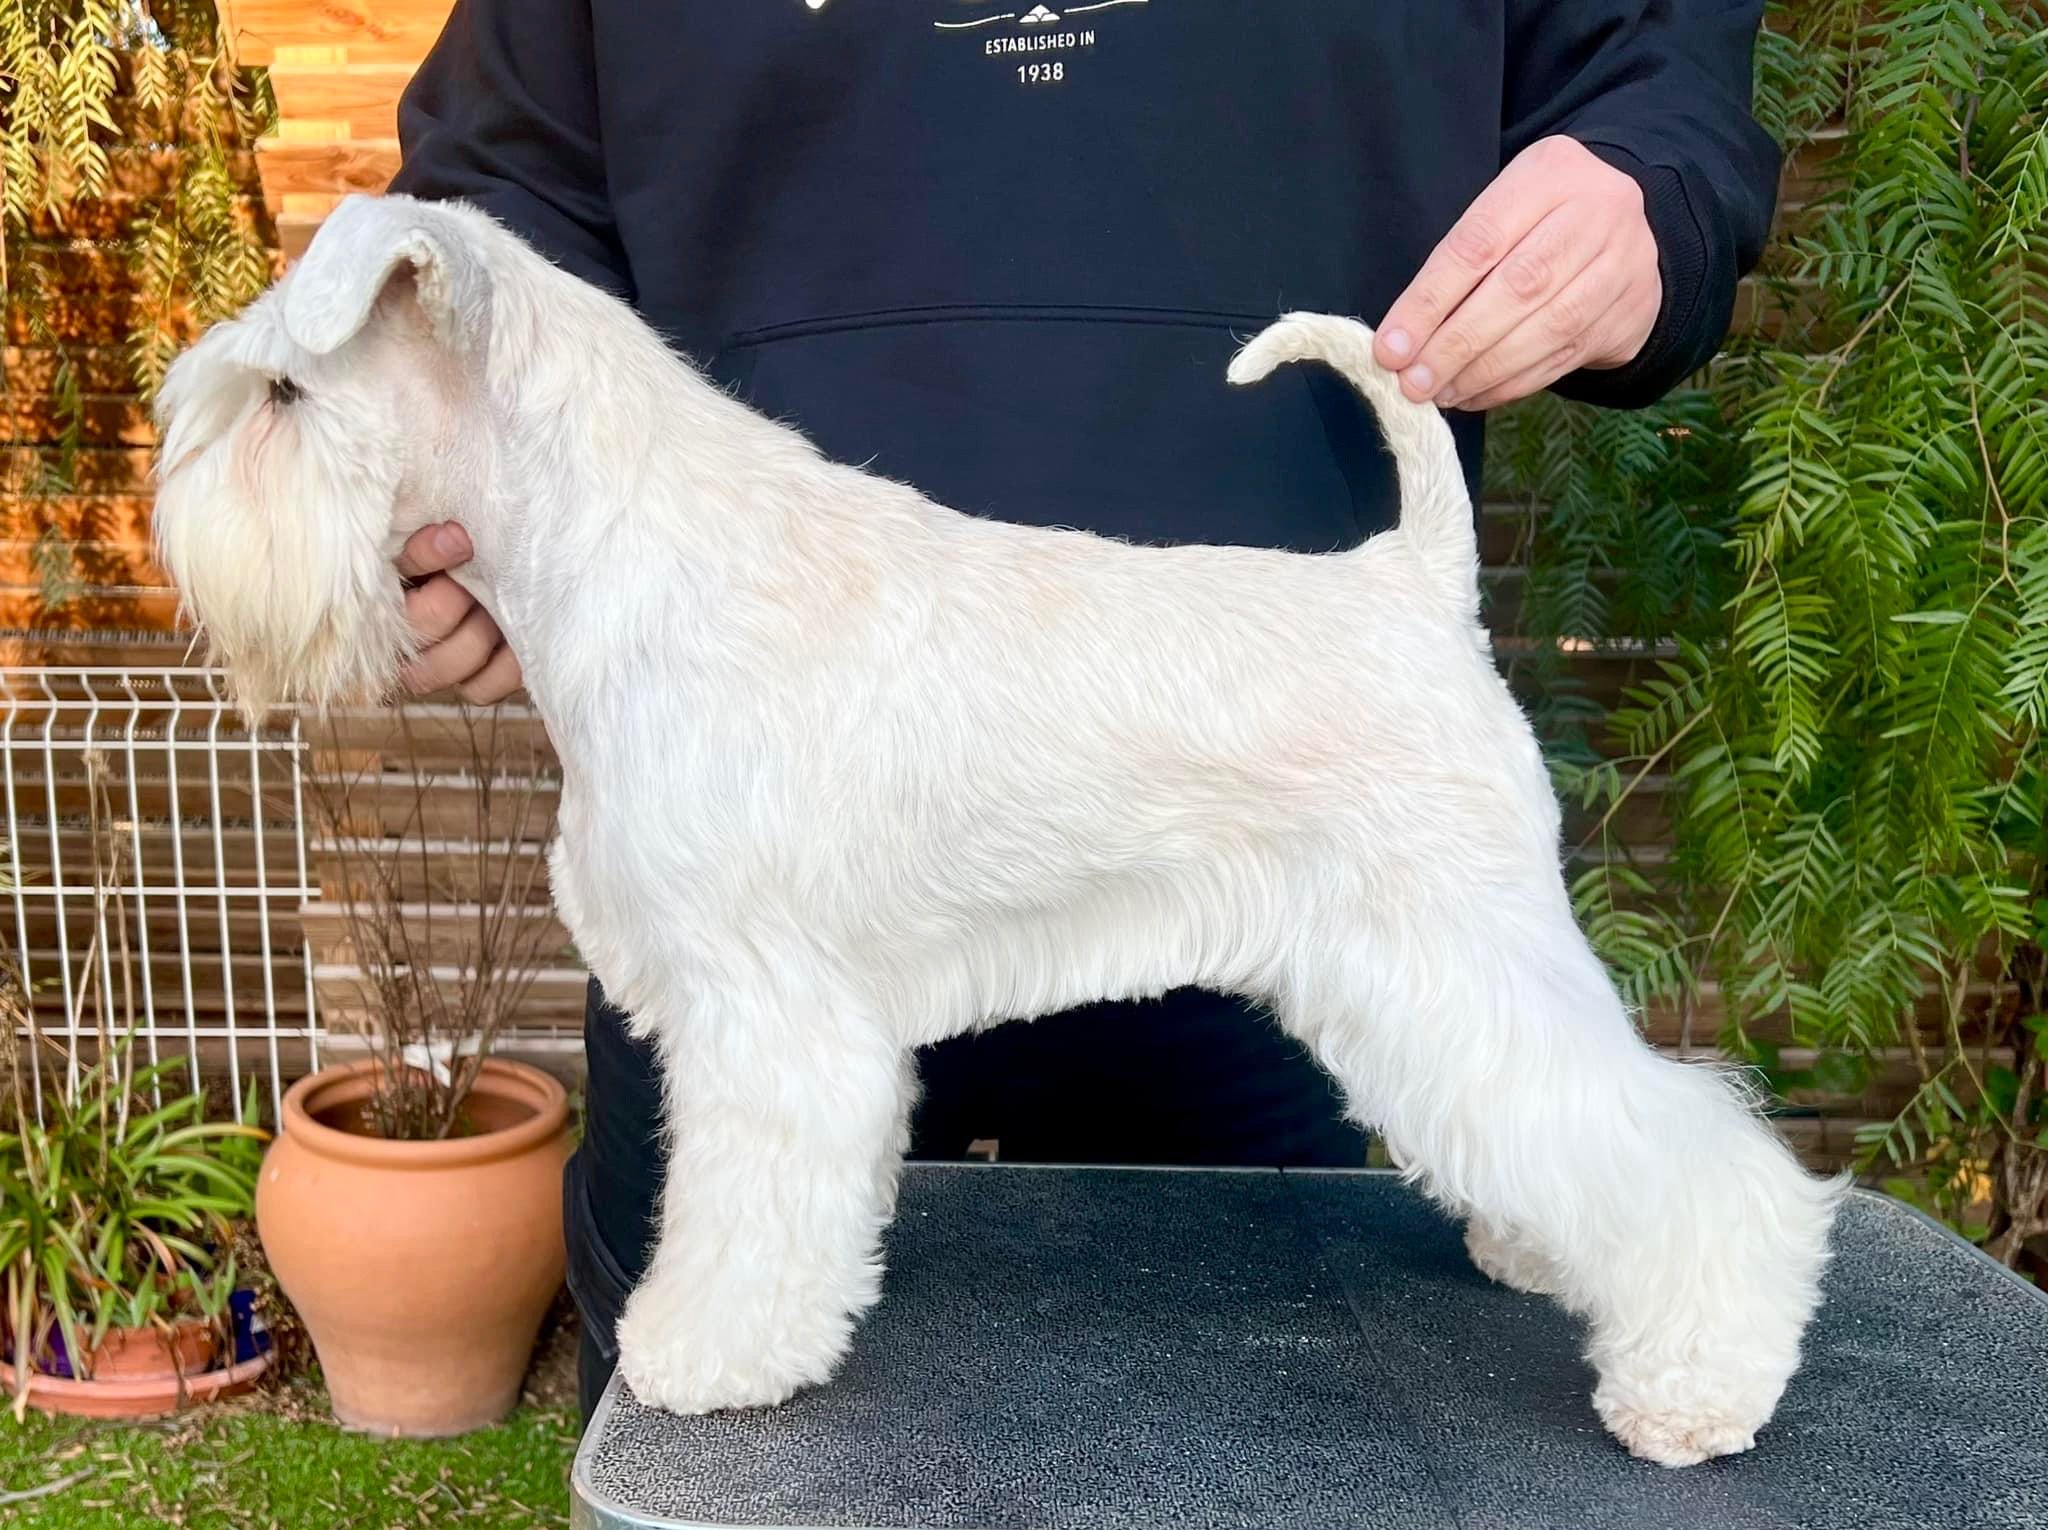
[1374,140,1570,377]
[394,522,512,701]
[1398,204,1608,404]
[1446,347,1586,416]
[1584,237,1665,370]
[401,604,502,695]
[1449,275,1660,412]
[403,574,477,645]
[1435,250,1638,408]
[395,521,474,580]
[456,643,525,706]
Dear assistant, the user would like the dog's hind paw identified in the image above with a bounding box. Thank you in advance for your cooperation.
[1594,1394,1760,1468]
[1593,1354,1781,1468]
[1463,1221,1565,1298]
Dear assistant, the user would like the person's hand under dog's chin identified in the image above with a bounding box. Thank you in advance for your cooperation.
[398,520,525,703]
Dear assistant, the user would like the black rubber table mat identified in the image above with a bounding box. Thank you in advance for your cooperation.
[572,1166,2048,1529]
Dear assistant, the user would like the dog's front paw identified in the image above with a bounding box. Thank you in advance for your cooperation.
[614,1270,852,1416]
[1591,1352,1784,1467]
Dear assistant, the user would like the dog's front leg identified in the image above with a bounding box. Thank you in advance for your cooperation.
[614,990,909,1415]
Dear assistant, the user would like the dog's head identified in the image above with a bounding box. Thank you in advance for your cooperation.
[153,193,502,718]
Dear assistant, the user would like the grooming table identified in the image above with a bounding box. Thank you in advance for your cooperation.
[572,1167,2048,1530]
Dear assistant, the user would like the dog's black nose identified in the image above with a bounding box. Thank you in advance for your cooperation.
[269,376,304,406]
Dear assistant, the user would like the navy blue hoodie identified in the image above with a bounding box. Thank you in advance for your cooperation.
[393,1,1777,549]
[388,1,1777,1257]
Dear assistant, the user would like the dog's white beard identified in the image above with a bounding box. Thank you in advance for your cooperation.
[155,387,416,720]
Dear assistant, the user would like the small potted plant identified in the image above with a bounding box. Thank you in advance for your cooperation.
[2,1006,273,1420]
[258,706,571,1436]
[2,754,273,1420]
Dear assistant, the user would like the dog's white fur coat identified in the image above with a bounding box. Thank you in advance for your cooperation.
[154,194,1840,1467]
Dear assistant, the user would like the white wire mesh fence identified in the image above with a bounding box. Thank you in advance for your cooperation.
[1,668,584,1124]
[0,668,319,1122]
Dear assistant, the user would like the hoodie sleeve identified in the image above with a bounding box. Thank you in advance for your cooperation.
[387,0,633,302]
[1503,0,1780,407]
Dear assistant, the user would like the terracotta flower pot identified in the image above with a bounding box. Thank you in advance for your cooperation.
[89,1319,218,1380]
[256,1059,570,1436]
[6,1314,245,1420]
[18,1352,271,1420]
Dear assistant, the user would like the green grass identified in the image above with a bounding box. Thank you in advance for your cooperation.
[0,1394,579,1528]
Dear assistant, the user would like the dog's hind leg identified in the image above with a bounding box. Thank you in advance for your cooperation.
[1279,898,1840,1468]
[613,980,910,1416]
[878,1048,921,1221]
[1462,1217,1568,1298]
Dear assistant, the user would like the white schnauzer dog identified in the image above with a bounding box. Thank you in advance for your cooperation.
[154,193,1839,1467]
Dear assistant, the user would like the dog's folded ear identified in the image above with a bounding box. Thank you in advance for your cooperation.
[282,193,491,358]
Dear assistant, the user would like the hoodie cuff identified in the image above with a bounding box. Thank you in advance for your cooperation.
[1549,140,1715,409]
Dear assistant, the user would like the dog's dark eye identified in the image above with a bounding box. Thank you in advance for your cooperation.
[268,376,303,407]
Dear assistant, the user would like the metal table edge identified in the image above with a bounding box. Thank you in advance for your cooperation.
[567,1171,2043,1530]
[1838,1183,2048,1308]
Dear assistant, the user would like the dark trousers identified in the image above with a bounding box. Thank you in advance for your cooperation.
[568,979,1364,1422]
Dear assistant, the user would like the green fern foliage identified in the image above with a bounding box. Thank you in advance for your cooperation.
[3,2,275,610]
[1493,1,2048,1261]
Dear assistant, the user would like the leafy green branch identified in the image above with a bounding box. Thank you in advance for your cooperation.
[1491,0,2048,1261]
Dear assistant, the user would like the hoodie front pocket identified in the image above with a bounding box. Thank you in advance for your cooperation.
[710,307,1398,553]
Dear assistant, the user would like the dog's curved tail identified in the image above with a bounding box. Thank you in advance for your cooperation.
[1227,313,1477,612]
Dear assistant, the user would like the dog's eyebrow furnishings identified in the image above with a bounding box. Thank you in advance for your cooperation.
[571,1166,2048,1530]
